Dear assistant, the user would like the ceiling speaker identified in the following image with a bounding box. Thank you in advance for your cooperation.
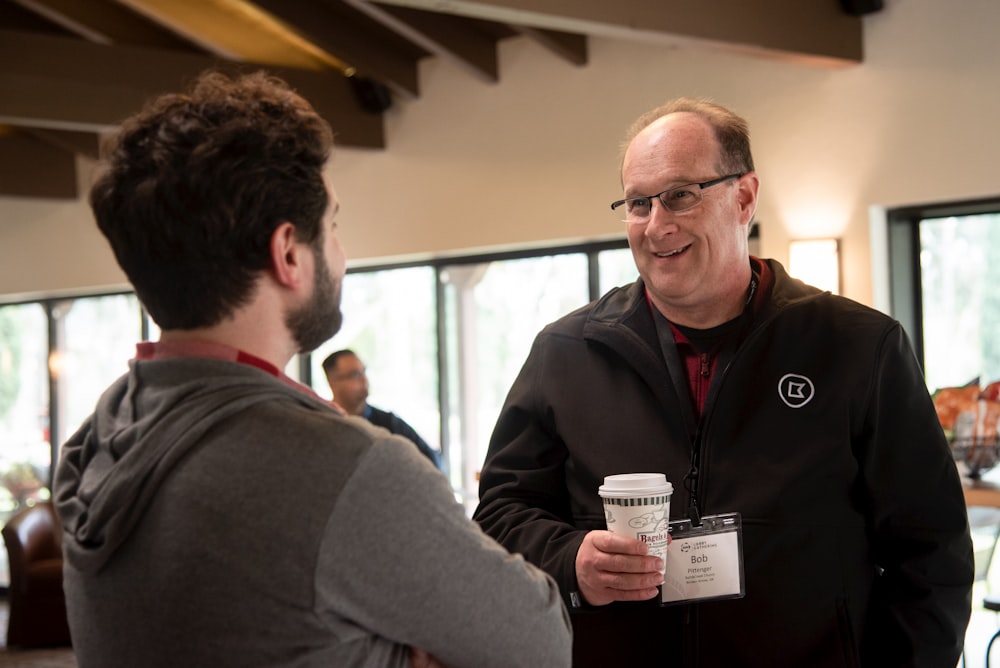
[839,0,883,15]
[349,76,392,115]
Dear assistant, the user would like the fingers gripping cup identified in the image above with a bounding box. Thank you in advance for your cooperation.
[598,473,673,574]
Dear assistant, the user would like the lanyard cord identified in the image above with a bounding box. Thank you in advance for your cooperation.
[681,273,758,528]
[684,428,703,526]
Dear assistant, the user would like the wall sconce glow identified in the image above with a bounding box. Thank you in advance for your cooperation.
[789,238,841,295]
[48,350,65,379]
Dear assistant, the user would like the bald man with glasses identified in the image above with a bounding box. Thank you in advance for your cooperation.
[474,97,972,668]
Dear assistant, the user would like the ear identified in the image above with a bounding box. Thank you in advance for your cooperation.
[269,221,309,289]
[736,172,760,228]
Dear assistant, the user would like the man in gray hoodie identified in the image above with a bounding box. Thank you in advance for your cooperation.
[54,69,571,668]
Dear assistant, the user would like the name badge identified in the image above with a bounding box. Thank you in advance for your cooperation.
[660,512,745,605]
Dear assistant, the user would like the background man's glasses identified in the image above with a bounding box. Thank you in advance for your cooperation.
[610,173,744,223]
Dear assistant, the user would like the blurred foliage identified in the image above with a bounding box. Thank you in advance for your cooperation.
[0,307,23,420]
[983,218,1000,381]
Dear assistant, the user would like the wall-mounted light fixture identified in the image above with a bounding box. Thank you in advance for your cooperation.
[788,238,841,295]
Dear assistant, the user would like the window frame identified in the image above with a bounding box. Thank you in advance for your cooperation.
[0,239,632,494]
[887,195,1000,372]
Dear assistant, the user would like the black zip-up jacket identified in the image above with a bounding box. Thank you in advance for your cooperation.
[474,258,972,667]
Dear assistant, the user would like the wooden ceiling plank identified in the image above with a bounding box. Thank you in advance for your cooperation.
[348,0,500,83]
[514,26,587,66]
[0,1,76,35]
[11,0,197,49]
[248,0,422,96]
[371,0,864,66]
[0,131,78,199]
[0,29,385,148]
[116,0,330,69]
[24,128,101,160]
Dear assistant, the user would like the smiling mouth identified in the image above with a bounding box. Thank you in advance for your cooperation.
[654,245,690,258]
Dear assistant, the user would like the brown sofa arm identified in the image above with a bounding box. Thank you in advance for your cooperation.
[2,501,72,648]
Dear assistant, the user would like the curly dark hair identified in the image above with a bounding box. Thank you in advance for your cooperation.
[90,69,334,330]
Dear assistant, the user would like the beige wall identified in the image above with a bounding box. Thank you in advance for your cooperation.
[2,0,998,308]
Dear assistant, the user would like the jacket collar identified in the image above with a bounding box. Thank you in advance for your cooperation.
[585,257,823,335]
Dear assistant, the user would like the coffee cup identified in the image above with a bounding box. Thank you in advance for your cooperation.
[598,473,673,573]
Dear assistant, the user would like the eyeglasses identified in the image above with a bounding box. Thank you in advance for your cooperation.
[610,173,744,223]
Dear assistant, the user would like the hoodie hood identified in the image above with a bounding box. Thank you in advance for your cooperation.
[54,356,330,574]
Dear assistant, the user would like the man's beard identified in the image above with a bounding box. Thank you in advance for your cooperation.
[286,245,343,353]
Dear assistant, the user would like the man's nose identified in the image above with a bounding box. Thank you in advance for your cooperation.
[646,198,679,232]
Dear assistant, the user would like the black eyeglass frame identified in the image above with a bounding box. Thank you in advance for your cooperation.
[610,173,746,217]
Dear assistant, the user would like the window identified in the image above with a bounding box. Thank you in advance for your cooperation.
[598,247,638,294]
[55,294,143,444]
[0,239,633,535]
[0,304,50,588]
[887,197,1000,392]
[310,266,439,454]
[308,240,630,509]
[441,253,591,506]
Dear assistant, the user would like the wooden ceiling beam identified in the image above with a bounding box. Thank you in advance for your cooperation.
[360,0,517,83]
[11,0,197,49]
[0,29,385,148]
[347,0,504,83]
[0,129,78,199]
[248,0,423,96]
[514,26,587,66]
[114,0,334,69]
[24,128,101,161]
[371,0,865,66]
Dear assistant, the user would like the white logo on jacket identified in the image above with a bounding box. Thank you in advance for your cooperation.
[778,373,815,408]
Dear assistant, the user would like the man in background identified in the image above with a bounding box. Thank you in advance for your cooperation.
[324,349,442,469]
[54,69,570,668]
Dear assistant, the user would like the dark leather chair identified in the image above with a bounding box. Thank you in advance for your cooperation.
[2,500,72,648]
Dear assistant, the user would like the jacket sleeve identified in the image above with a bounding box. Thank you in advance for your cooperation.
[316,434,572,668]
[473,334,590,608]
[859,323,973,667]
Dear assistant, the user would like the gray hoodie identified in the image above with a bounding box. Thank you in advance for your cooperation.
[55,355,571,667]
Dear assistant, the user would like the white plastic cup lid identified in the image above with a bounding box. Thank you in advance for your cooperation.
[598,473,673,499]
